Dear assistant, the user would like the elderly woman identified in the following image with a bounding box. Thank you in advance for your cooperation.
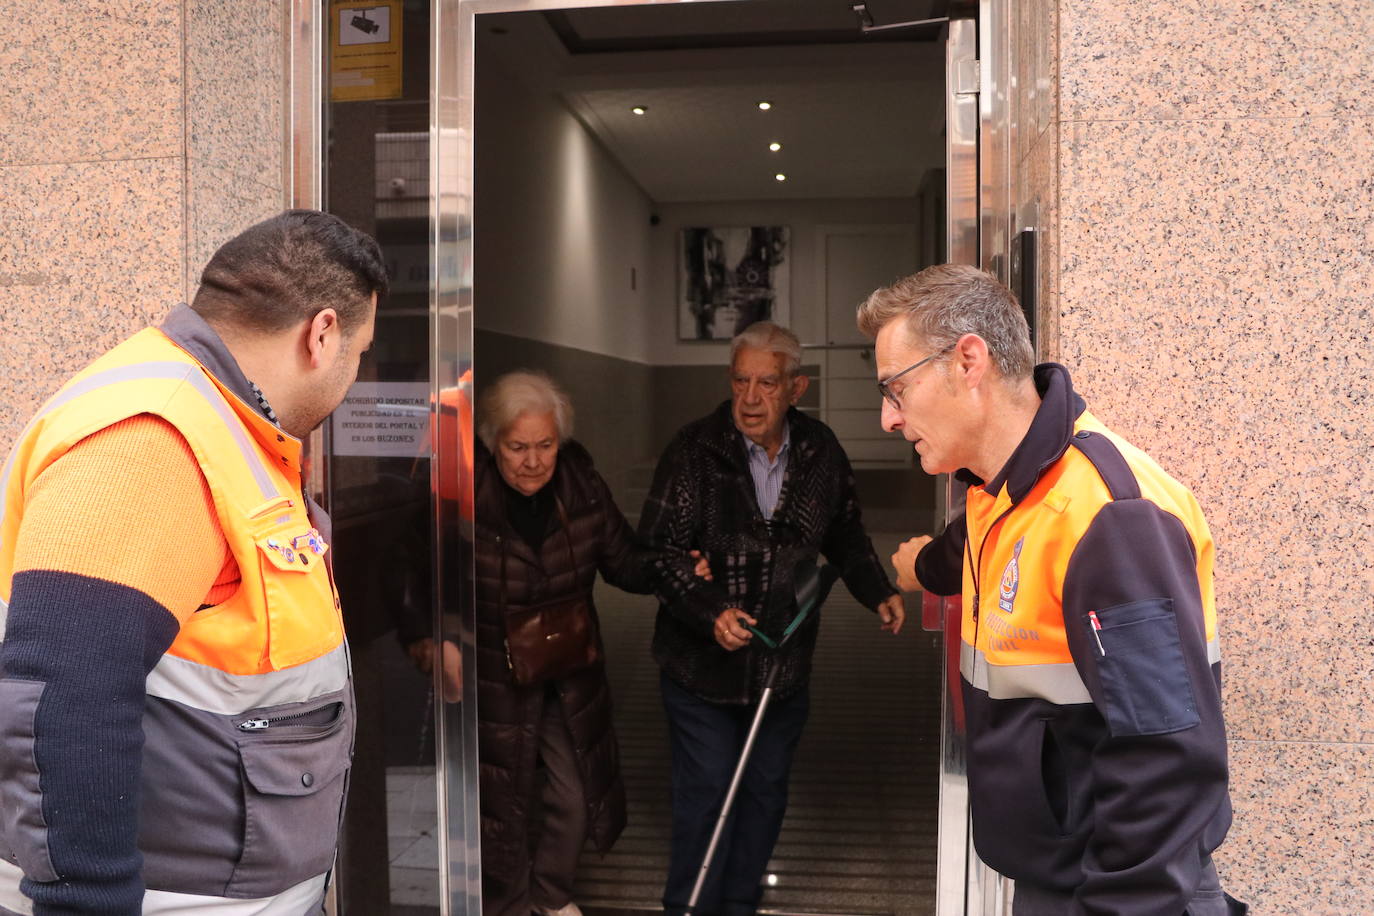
[474,370,697,916]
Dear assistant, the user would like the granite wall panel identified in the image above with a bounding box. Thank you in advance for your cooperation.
[185,0,286,297]
[1060,0,1374,121]
[0,159,184,455]
[1058,117,1374,745]
[1221,740,1374,914]
[0,0,183,167]
[1052,1,1374,907]
[2,0,286,457]
[1014,0,1057,164]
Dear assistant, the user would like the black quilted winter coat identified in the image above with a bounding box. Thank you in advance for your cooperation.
[473,439,665,880]
[639,401,898,705]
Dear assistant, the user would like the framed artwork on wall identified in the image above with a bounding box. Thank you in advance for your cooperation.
[677,226,790,341]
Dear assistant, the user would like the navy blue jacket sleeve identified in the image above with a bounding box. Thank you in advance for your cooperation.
[915,513,967,597]
[1,575,180,915]
[1060,499,1231,916]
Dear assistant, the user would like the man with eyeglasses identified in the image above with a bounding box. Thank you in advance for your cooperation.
[639,320,903,916]
[861,264,1245,915]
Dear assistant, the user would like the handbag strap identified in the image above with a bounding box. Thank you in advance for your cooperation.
[552,495,577,576]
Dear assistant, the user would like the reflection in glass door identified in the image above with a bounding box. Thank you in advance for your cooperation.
[321,0,452,911]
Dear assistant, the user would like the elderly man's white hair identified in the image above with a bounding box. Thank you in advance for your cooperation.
[476,370,574,450]
[729,321,802,376]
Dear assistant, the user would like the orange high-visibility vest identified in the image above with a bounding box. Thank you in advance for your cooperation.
[2,328,344,674]
[0,325,352,906]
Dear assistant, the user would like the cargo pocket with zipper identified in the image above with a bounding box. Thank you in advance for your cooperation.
[227,695,352,898]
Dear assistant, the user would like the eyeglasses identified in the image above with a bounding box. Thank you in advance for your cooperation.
[877,348,950,410]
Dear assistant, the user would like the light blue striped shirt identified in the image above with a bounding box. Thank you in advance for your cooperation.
[742,426,791,520]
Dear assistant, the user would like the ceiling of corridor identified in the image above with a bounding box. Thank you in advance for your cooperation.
[478,1,948,203]
[544,0,949,51]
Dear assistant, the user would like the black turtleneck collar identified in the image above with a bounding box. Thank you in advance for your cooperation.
[980,363,1087,505]
[503,478,555,553]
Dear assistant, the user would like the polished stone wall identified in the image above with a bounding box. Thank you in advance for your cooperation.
[1,0,284,457]
[1039,2,1374,911]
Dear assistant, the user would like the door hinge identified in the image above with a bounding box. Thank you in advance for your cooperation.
[955,58,981,95]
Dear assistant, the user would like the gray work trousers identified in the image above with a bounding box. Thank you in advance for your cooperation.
[482,691,588,916]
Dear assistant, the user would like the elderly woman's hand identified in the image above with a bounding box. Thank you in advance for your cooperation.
[689,549,713,582]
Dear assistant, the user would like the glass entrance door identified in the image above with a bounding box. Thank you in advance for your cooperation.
[301,1,999,913]
[319,1,455,912]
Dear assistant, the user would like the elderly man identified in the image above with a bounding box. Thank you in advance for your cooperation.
[864,264,1244,915]
[0,210,384,915]
[640,321,903,916]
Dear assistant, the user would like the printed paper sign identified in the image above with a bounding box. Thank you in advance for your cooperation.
[332,381,429,458]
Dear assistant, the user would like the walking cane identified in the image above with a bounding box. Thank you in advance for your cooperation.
[683,559,841,915]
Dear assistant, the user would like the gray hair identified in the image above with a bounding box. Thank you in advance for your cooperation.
[476,370,574,450]
[855,264,1034,381]
[729,320,802,376]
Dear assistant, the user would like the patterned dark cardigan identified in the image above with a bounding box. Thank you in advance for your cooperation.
[638,400,897,705]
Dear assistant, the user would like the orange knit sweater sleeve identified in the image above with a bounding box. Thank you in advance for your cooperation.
[13,414,238,623]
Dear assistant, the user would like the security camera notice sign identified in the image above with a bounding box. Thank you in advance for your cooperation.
[330,1,402,102]
[340,5,390,44]
[332,381,429,458]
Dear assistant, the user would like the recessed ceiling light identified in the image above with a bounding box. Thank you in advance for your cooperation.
[631,106,647,115]
[768,142,782,152]
[757,101,772,111]
[774,173,787,182]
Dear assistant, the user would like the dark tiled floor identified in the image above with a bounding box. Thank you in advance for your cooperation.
[577,533,944,916]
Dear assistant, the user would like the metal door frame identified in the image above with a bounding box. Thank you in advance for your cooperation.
[424,2,995,913]
[941,12,1017,916]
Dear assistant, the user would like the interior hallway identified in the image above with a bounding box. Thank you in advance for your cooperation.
[376,526,942,916]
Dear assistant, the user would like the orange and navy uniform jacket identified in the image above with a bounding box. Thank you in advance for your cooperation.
[0,305,353,915]
[916,364,1232,914]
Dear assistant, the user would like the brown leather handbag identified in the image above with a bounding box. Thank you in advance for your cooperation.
[499,498,601,686]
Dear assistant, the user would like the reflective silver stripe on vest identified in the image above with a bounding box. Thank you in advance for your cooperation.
[1,363,198,525]
[143,873,328,915]
[0,594,7,642]
[962,635,1225,704]
[0,860,325,916]
[172,365,279,501]
[960,641,1094,704]
[0,361,280,543]
[145,644,349,716]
